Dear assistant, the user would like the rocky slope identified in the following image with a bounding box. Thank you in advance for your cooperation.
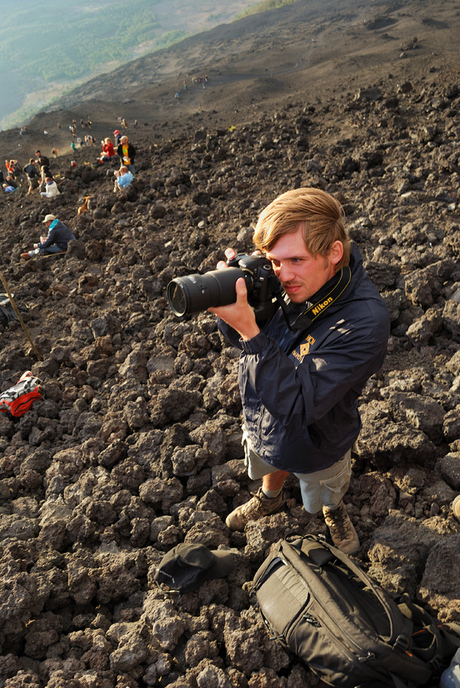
[0,1,459,687]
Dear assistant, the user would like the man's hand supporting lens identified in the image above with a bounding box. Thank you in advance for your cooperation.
[208,250,261,342]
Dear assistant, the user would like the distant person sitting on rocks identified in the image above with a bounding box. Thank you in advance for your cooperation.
[40,177,60,199]
[21,214,75,260]
[99,137,115,163]
[3,175,18,193]
[114,166,133,192]
[117,135,136,175]
[113,129,122,146]
[5,159,24,185]
[24,158,40,195]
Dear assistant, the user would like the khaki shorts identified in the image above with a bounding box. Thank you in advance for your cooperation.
[242,430,352,514]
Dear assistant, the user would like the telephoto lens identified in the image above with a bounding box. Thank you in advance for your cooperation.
[167,267,247,317]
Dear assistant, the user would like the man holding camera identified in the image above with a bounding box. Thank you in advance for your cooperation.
[209,188,390,554]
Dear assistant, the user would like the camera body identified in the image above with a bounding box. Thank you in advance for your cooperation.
[167,253,281,319]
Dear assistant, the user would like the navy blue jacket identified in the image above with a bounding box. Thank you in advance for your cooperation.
[219,244,390,473]
[39,219,76,252]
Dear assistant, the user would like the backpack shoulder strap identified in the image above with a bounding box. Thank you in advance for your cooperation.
[444,623,460,646]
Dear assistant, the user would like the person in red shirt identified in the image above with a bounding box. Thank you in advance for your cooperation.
[99,137,115,163]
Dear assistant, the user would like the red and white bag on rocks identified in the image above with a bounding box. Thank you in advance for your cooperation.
[0,371,42,418]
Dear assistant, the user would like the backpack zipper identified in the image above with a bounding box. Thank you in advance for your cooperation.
[286,565,382,662]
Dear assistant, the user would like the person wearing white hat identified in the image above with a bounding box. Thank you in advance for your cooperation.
[21,215,76,260]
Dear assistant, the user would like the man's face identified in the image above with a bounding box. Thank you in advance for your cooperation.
[265,227,342,303]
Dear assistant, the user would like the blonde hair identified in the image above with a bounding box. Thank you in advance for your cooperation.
[253,188,351,268]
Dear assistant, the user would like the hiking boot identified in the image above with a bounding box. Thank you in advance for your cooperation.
[20,252,31,260]
[323,501,360,555]
[225,487,282,531]
[452,495,460,521]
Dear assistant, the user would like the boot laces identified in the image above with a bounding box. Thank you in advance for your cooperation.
[325,504,352,539]
[242,488,280,519]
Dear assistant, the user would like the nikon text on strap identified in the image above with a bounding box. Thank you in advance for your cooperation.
[275,265,352,337]
[292,265,352,331]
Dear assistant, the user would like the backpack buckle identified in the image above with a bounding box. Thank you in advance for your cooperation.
[428,656,442,671]
[393,634,410,651]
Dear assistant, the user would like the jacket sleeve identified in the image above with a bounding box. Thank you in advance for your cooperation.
[239,305,389,428]
[39,228,56,249]
[217,318,244,350]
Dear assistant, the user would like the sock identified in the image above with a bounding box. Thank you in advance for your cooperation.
[262,487,282,499]
[324,499,344,513]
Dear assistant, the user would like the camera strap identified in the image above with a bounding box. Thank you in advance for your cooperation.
[276,265,352,335]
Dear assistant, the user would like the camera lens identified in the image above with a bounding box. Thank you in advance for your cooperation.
[167,267,246,317]
[167,282,187,316]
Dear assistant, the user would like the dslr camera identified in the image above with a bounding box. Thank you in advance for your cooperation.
[167,253,281,320]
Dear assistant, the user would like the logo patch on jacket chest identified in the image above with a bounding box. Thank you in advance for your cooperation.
[291,335,316,364]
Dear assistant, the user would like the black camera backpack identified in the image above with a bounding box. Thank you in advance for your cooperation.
[252,535,460,688]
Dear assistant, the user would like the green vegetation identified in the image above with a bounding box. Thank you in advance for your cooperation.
[0,0,263,128]
[147,30,189,53]
[1,0,162,84]
[1,88,76,132]
[236,0,298,19]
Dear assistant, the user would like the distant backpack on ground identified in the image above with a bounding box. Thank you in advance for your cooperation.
[0,371,42,418]
[0,293,18,327]
[252,535,460,688]
[0,293,28,327]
